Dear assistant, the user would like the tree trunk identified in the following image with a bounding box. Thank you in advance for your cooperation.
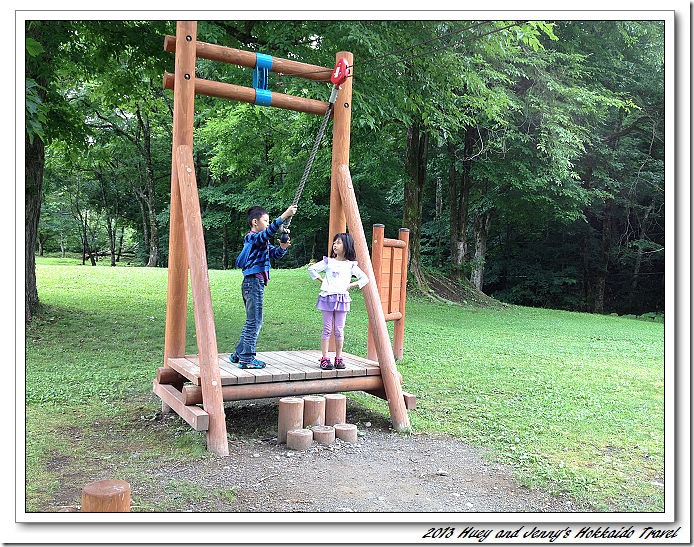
[448,129,474,281]
[137,107,160,268]
[146,202,159,267]
[90,220,99,266]
[26,133,45,321]
[38,233,46,257]
[592,114,626,313]
[470,209,492,291]
[435,177,443,217]
[594,198,614,313]
[222,224,229,270]
[80,212,88,265]
[117,225,124,262]
[136,193,149,263]
[630,200,654,293]
[106,217,117,266]
[403,123,429,288]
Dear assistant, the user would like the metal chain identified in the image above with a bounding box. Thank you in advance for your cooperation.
[283,98,335,233]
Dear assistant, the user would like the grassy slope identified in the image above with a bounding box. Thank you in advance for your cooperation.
[25,258,665,512]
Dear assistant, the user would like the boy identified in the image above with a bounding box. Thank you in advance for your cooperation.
[231,204,297,369]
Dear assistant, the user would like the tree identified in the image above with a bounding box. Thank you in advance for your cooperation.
[25,20,173,319]
[549,21,665,312]
[25,21,76,321]
[28,19,665,316]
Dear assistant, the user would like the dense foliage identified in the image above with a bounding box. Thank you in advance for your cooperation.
[26,19,665,316]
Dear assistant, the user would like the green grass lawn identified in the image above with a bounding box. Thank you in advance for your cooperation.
[25,257,665,512]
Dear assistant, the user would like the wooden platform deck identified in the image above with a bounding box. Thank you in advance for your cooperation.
[152,350,415,432]
[168,350,381,385]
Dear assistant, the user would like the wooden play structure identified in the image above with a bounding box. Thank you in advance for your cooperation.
[152,21,414,456]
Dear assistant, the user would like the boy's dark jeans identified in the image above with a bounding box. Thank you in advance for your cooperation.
[235,275,265,362]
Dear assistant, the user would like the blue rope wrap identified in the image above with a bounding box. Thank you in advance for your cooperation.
[254,88,272,106]
[255,52,273,70]
[252,52,273,106]
[253,52,273,90]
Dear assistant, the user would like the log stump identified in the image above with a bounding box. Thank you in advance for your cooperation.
[81,479,131,512]
[303,395,326,427]
[334,423,358,443]
[278,397,304,444]
[311,425,335,445]
[286,428,313,450]
[324,393,347,426]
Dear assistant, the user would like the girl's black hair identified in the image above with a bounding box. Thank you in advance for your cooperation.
[331,232,356,261]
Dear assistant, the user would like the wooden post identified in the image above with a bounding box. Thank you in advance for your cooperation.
[393,228,410,360]
[175,146,228,456]
[303,395,326,427]
[367,224,385,361]
[312,425,336,445]
[81,480,130,512]
[162,21,196,411]
[324,393,347,426]
[328,51,353,253]
[278,396,304,443]
[336,165,411,433]
[327,51,353,353]
[286,428,313,450]
[334,423,358,443]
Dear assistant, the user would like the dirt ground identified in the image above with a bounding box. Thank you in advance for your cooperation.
[143,398,577,514]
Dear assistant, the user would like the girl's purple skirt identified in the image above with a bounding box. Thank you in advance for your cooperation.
[316,294,350,312]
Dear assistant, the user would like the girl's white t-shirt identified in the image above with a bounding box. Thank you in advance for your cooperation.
[308,257,369,297]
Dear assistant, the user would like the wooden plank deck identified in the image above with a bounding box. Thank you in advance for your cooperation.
[167,349,381,386]
[154,349,415,432]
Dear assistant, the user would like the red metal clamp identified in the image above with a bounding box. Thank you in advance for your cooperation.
[330,57,350,86]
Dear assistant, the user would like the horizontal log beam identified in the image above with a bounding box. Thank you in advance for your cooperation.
[182,375,385,405]
[156,366,186,385]
[402,391,417,409]
[164,35,333,82]
[163,73,329,116]
[153,381,209,431]
[383,238,407,249]
[383,311,403,321]
[365,389,416,409]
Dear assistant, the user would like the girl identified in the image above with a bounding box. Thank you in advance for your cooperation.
[308,233,369,370]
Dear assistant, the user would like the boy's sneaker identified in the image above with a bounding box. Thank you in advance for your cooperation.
[238,358,266,369]
[319,356,333,370]
[334,357,345,369]
[229,352,240,364]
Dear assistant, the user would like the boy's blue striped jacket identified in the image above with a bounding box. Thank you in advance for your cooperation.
[238,216,288,277]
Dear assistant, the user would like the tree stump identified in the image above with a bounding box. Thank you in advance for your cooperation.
[81,480,131,512]
[286,428,313,450]
[303,395,326,427]
[311,425,335,445]
[334,423,358,443]
[278,397,304,444]
[324,393,346,426]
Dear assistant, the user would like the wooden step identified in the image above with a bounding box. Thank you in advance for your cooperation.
[153,380,209,431]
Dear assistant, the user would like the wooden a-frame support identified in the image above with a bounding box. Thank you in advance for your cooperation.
[160,21,410,456]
